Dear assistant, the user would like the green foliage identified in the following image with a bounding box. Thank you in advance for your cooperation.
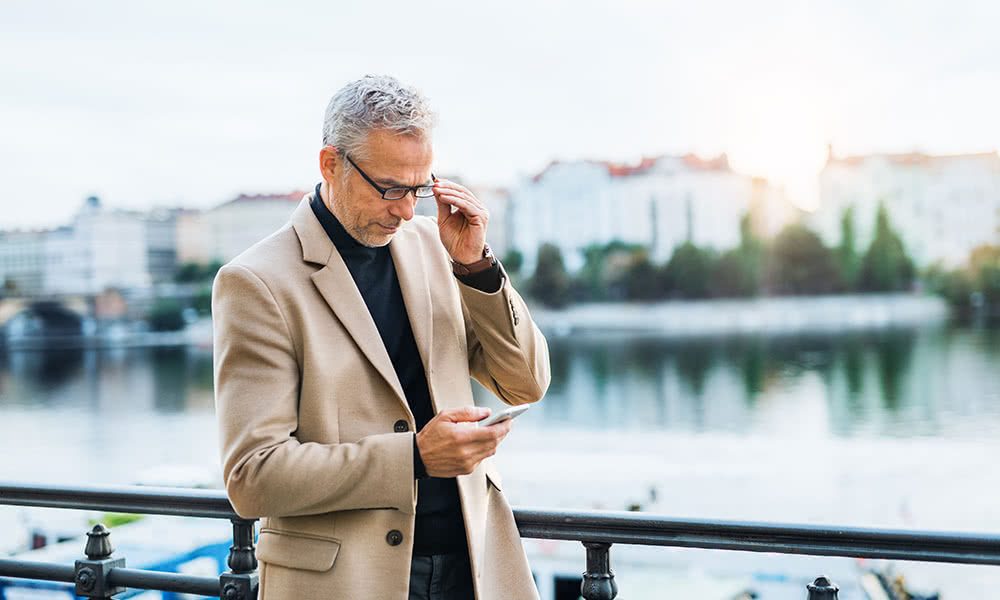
[174,261,224,283]
[502,249,524,276]
[663,242,716,299]
[859,203,915,292]
[528,243,571,308]
[766,224,842,295]
[712,248,759,297]
[969,245,1000,306]
[148,299,186,331]
[622,252,661,300]
[174,262,203,283]
[837,206,861,290]
[193,285,213,315]
[571,241,645,301]
[89,513,144,528]
[924,263,973,308]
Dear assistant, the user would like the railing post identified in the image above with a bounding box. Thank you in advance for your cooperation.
[74,524,126,599]
[580,541,618,600]
[219,518,259,600]
[807,576,839,599]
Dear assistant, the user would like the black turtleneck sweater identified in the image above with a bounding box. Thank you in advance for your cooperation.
[309,184,500,556]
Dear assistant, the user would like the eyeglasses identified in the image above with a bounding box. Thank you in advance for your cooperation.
[344,154,435,201]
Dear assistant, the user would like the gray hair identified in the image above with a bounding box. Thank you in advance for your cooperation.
[322,75,436,161]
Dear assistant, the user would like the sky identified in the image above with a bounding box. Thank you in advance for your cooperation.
[2,0,999,228]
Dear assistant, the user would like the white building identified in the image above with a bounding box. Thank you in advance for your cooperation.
[0,230,47,296]
[190,191,305,263]
[812,149,1000,268]
[509,154,766,273]
[42,196,151,295]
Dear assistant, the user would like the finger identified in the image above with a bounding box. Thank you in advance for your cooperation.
[435,192,488,221]
[436,197,452,222]
[441,406,491,423]
[434,180,485,209]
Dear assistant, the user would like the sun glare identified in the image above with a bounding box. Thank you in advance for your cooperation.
[724,79,830,212]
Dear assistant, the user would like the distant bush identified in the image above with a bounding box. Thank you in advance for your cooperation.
[174,260,224,283]
[663,242,716,299]
[765,224,842,295]
[528,243,571,308]
[148,299,185,331]
[858,204,915,292]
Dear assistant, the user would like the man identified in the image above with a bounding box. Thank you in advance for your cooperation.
[212,74,550,600]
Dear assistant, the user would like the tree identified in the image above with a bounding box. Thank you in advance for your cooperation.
[766,224,841,295]
[528,243,571,308]
[174,262,203,283]
[571,241,645,301]
[837,206,860,290]
[663,242,715,299]
[711,213,764,298]
[711,249,757,297]
[501,249,524,276]
[193,286,213,315]
[924,262,973,309]
[622,251,661,300]
[147,299,186,332]
[969,245,1000,309]
[859,203,915,292]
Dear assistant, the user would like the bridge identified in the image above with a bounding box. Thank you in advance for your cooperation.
[0,295,91,338]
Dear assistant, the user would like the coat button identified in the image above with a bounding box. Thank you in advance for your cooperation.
[386,530,404,546]
[393,420,409,433]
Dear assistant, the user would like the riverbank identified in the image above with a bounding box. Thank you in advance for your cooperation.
[2,318,214,351]
[531,293,949,338]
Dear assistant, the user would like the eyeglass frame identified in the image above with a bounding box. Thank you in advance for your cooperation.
[342,152,436,201]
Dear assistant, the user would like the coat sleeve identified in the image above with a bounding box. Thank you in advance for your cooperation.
[212,264,416,519]
[459,263,551,406]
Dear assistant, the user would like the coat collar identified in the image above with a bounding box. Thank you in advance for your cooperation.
[290,194,435,417]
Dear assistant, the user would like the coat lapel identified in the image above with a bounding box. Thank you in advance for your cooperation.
[290,197,412,421]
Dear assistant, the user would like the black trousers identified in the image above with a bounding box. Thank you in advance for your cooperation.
[408,551,475,599]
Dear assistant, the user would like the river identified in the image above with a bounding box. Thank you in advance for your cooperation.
[1,321,998,597]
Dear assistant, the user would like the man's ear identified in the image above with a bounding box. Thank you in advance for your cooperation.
[319,146,341,182]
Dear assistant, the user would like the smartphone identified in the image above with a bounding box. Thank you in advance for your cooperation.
[476,405,530,427]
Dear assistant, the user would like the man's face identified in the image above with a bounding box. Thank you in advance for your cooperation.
[323,129,434,247]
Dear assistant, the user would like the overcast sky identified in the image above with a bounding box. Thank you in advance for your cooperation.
[2,0,999,228]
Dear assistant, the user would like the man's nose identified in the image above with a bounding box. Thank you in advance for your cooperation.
[389,195,416,221]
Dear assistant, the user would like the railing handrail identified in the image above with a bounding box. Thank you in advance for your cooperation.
[3,481,1000,566]
[0,481,240,520]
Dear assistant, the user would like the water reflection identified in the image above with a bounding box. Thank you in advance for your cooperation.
[506,324,1000,439]
[1,324,997,440]
[0,346,215,413]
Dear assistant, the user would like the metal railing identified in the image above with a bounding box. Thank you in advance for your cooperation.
[2,482,1000,599]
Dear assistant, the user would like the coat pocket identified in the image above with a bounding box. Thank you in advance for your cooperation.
[256,529,341,572]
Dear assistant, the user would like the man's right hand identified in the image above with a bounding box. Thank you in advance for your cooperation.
[415,407,513,478]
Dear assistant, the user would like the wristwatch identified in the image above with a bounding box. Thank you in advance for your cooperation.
[452,243,497,276]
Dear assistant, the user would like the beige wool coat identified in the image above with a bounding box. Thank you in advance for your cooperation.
[212,195,551,600]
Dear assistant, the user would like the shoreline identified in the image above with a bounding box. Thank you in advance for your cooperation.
[2,294,953,349]
[530,293,950,338]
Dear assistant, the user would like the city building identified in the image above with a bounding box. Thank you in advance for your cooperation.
[508,154,774,273]
[812,148,1000,267]
[144,209,180,285]
[44,196,151,295]
[0,229,47,296]
[191,191,305,264]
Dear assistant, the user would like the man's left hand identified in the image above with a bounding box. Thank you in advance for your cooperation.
[434,178,489,265]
